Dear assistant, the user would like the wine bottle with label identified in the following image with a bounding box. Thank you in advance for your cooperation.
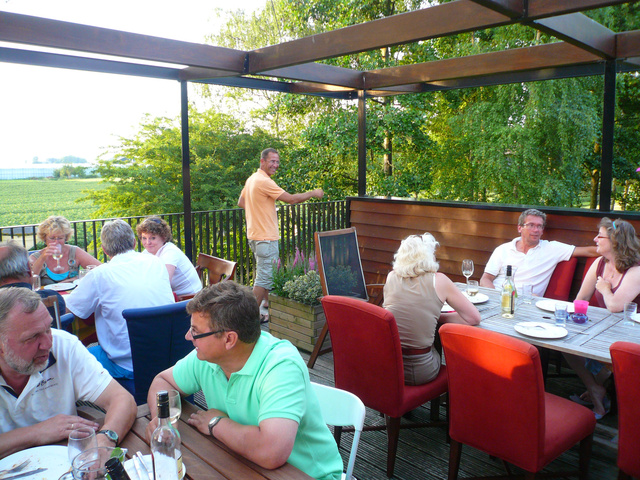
[151,390,183,480]
[105,457,132,480]
[501,265,516,318]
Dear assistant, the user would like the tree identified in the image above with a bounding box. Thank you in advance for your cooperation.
[83,108,286,217]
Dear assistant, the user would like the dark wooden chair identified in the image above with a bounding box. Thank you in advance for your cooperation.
[195,253,237,286]
[307,227,384,368]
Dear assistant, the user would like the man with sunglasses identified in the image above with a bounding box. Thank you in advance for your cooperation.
[480,208,596,296]
[145,281,343,480]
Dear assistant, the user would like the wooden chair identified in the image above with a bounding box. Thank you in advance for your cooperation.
[195,253,237,286]
[440,323,596,480]
[307,227,384,368]
[321,295,448,477]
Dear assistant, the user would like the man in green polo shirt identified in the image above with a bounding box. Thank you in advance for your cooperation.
[145,281,343,480]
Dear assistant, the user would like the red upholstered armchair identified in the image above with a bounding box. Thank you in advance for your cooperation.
[544,258,578,301]
[610,341,640,480]
[321,295,448,478]
[439,323,596,479]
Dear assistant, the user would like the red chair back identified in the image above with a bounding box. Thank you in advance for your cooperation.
[544,258,577,301]
[611,341,640,478]
[440,323,546,471]
[321,295,406,417]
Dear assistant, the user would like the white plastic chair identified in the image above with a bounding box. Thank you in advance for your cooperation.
[311,382,365,480]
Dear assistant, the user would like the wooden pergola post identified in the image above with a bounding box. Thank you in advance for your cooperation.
[599,59,616,212]
[180,80,193,261]
[358,90,367,197]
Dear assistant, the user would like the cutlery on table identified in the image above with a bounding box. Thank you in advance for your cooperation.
[0,459,30,477]
[135,451,153,480]
[0,467,47,480]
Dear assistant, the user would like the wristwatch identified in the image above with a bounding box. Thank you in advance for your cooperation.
[208,416,225,438]
[97,429,119,446]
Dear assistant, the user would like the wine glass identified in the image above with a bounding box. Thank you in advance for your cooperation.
[461,259,474,289]
[168,389,182,428]
[51,243,64,273]
[68,425,97,467]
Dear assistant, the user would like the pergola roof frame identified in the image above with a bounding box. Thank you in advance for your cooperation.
[2,0,640,258]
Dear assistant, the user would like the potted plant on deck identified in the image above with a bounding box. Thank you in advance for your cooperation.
[268,249,326,352]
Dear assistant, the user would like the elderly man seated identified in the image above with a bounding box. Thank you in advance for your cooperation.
[145,282,343,480]
[65,219,174,391]
[480,208,596,296]
[0,288,136,458]
[0,240,66,320]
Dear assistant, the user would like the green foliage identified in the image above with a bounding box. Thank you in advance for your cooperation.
[83,109,286,217]
[0,179,106,227]
[271,248,317,298]
[283,270,323,306]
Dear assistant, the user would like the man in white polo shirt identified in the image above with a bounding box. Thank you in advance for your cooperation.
[0,288,136,458]
[65,219,174,390]
[480,209,597,297]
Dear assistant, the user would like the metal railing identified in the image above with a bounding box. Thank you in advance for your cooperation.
[0,200,348,286]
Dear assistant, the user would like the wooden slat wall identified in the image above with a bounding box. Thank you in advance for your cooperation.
[347,197,640,296]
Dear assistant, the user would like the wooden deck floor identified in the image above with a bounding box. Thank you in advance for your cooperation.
[299,349,620,480]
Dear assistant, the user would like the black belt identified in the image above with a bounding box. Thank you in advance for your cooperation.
[402,346,432,356]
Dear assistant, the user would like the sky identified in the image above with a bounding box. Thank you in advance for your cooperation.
[0,0,266,168]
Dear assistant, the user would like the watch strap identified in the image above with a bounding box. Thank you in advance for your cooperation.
[208,416,225,438]
[97,429,119,446]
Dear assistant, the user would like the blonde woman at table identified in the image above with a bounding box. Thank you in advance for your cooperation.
[565,217,640,419]
[383,233,481,386]
[136,216,202,297]
[29,216,101,286]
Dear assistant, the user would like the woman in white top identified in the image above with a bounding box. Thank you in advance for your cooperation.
[136,216,202,297]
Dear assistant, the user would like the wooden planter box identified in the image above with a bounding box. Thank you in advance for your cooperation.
[268,294,328,353]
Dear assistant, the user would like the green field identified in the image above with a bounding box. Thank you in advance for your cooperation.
[0,178,107,227]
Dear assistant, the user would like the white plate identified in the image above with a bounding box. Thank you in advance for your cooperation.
[43,283,77,292]
[631,313,640,324]
[0,445,69,479]
[535,299,574,314]
[442,292,489,312]
[124,455,186,480]
[514,322,568,339]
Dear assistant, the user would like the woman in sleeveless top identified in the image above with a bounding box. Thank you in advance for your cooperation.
[29,216,101,285]
[565,217,640,419]
[383,233,481,386]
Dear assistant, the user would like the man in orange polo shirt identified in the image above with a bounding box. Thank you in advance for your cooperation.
[238,148,323,321]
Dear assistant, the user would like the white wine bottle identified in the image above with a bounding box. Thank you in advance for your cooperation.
[501,265,516,318]
[151,390,182,480]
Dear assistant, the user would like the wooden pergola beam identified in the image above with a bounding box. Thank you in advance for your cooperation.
[532,13,616,58]
[364,42,601,89]
[616,29,640,59]
[0,11,246,72]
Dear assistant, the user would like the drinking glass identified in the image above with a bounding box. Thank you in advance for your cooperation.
[168,389,182,428]
[623,302,637,327]
[68,425,97,466]
[51,244,64,273]
[461,259,474,286]
[520,284,532,304]
[554,303,567,327]
[31,273,41,291]
[72,447,127,480]
[466,280,479,297]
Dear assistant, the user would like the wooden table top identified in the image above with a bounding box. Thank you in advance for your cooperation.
[120,402,314,480]
[458,283,638,364]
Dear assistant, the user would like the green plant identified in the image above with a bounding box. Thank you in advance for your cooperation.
[271,248,319,303]
[283,270,323,306]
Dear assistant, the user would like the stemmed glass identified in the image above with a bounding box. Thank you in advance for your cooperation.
[68,425,97,467]
[461,259,474,289]
[51,243,64,273]
[168,389,182,428]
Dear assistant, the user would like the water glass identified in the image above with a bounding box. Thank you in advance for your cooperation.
[68,425,97,466]
[623,302,637,327]
[168,389,182,428]
[520,284,532,304]
[31,274,41,291]
[466,280,479,297]
[554,303,567,327]
[72,447,127,480]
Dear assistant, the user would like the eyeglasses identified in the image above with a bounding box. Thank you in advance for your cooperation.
[189,327,227,340]
[522,223,544,231]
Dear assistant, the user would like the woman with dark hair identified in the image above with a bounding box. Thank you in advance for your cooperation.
[565,217,640,419]
[383,233,480,386]
[136,216,202,297]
